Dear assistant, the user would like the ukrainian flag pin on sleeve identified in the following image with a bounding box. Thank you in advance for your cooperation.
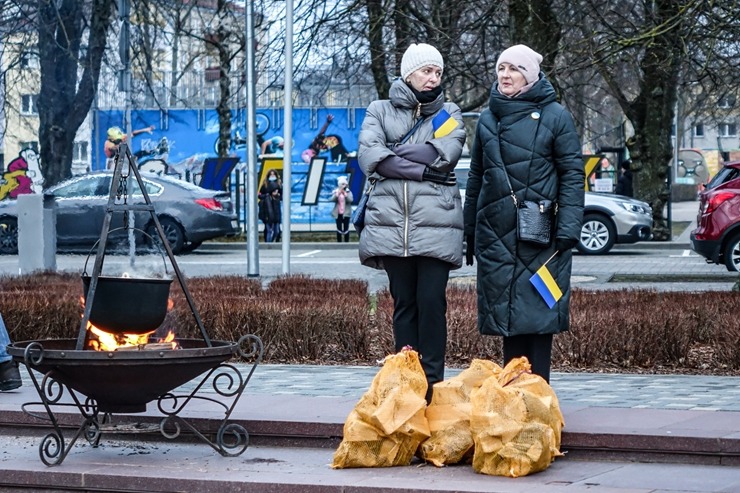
[432,109,459,138]
[530,252,563,309]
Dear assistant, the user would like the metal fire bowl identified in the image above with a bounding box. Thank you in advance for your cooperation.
[8,339,239,414]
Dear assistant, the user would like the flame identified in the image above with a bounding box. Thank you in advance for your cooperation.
[80,296,178,351]
[87,323,154,351]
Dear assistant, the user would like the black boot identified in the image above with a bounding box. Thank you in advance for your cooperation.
[0,360,21,391]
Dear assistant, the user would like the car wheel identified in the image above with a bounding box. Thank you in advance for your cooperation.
[577,213,616,255]
[0,217,18,255]
[723,232,740,272]
[147,217,185,255]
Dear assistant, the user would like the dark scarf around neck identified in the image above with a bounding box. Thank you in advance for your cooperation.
[409,84,443,104]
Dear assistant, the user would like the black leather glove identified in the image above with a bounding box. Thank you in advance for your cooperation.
[465,235,475,266]
[423,167,457,186]
[555,237,578,252]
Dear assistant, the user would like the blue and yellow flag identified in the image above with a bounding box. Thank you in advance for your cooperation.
[530,262,563,309]
[432,110,459,138]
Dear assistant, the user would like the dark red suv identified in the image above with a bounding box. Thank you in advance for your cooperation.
[691,161,740,271]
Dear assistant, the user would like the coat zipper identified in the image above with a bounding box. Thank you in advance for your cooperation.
[403,181,410,255]
[404,105,420,255]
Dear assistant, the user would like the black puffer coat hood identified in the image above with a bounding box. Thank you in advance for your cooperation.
[463,75,584,337]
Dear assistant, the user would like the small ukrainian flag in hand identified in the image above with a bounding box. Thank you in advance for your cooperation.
[432,110,459,138]
[530,253,563,309]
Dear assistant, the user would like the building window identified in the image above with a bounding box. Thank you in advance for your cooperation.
[21,94,39,115]
[20,141,39,153]
[72,142,88,162]
[718,122,737,138]
[718,95,736,109]
[693,123,704,137]
[20,51,39,69]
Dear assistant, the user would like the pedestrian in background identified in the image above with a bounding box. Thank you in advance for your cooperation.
[259,182,282,242]
[357,42,466,403]
[258,169,283,242]
[463,44,584,383]
[330,175,353,242]
[615,160,634,197]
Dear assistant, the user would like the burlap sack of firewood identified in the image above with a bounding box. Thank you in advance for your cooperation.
[331,347,430,468]
[469,357,564,477]
[419,359,501,467]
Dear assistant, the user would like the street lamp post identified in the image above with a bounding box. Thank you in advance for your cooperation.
[245,0,259,277]
[282,0,293,275]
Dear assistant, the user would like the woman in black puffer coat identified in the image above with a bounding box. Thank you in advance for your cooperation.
[463,45,584,382]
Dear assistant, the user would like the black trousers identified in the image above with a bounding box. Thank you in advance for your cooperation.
[383,256,451,401]
[336,215,350,242]
[503,333,554,383]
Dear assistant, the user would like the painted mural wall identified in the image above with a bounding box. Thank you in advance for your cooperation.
[94,108,368,228]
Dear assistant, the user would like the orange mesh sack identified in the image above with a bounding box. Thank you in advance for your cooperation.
[420,359,501,467]
[469,357,564,477]
[331,348,430,468]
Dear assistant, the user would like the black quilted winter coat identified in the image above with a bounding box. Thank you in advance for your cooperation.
[463,75,584,337]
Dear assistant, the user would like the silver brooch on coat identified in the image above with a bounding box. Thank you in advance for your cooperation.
[531,111,541,120]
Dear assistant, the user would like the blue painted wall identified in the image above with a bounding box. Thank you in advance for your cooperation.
[94,108,368,228]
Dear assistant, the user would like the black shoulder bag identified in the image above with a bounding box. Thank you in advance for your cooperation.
[352,116,427,236]
[498,114,556,247]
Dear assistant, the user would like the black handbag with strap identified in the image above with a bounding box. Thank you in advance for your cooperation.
[496,113,556,247]
[352,117,428,235]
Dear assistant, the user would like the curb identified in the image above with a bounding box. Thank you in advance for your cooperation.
[200,241,694,252]
[1,407,737,467]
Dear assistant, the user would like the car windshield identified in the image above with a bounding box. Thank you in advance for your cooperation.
[705,166,740,190]
[52,176,111,198]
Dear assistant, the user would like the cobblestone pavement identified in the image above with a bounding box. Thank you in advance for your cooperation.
[233,364,740,412]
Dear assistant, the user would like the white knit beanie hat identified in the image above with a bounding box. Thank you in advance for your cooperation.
[496,44,543,84]
[401,43,444,81]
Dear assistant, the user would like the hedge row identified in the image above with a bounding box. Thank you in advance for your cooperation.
[1,273,738,372]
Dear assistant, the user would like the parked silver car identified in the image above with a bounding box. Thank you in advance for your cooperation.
[456,164,652,254]
[0,172,239,255]
[578,192,652,254]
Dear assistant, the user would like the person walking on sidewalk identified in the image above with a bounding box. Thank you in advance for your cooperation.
[259,182,282,243]
[330,176,353,242]
[0,313,22,391]
[463,44,584,383]
[357,42,466,403]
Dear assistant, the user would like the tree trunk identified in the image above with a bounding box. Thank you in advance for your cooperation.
[215,0,232,158]
[509,0,562,94]
[625,23,681,241]
[37,0,114,187]
[366,0,391,99]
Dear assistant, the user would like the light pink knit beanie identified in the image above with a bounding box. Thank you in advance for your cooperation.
[496,44,543,84]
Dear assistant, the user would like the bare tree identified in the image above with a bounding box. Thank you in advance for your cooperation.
[36,0,115,187]
[285,0,506,111]
[567,0,740,240]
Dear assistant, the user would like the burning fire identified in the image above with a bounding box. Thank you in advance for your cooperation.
[81,297,178,351]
